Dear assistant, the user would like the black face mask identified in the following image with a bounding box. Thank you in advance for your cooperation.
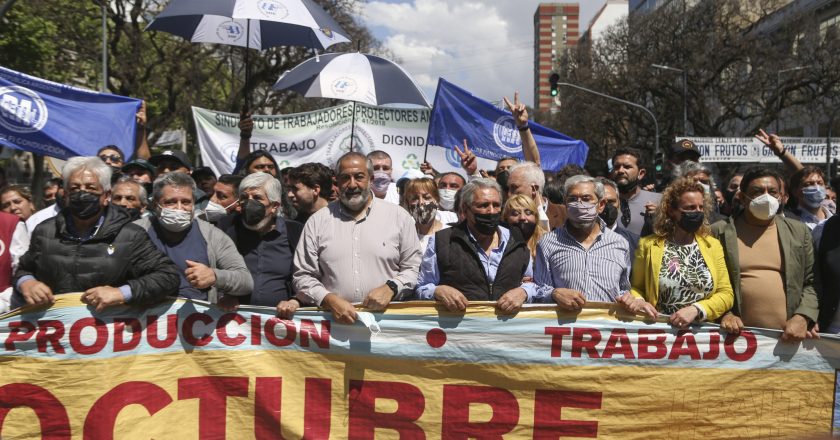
[513,221,537,240]
[599,203,619,227]
[678,211,705,233]
[242,199,267,226]
[616,179,638,194]
[472,212,501,235]
[125,207,141,221]
[68,191,102,219]
[44,199,56,207]
[724,189,737,206]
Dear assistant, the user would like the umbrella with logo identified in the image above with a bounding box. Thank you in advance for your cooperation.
[272,52,429,149]
[146,0,351,107]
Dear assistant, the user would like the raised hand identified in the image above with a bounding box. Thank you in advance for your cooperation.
[453,139,477,176]
[755,128,784,155]
[503,91,529,128]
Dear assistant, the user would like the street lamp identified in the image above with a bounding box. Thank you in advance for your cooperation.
[555,82,660,159]
[776,65,811,133]
[651,64,688,136]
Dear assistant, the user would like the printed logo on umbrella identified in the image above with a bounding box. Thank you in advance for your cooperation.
[320,28,335,40]
[0,86,49,134]
[331,78,358,97]
[492,115,522,154]
[258,0,289,18]
[216,21,244,42]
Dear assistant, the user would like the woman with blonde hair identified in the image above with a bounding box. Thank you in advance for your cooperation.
[402,178,455,254]
[617,177,733,328]
[502,194,547,257]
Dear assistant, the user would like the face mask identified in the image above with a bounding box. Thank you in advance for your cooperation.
[439,189,457,211]
[566,201,599,228]
[724,189,737,206]
[410,202,437,225]
[44,199,56,208]
[748,193,780,221]
[801,185,826,209]
[472,212,500,235]
[68,191,102,220]
[125,207,141,221]
[372,171,391,194]
[202,200,233,223]
[616,179,638,194]
[157,207,192,232]
[678,211,705,233]
[599,203,619,227]
[513,221,537,240]
[242,199,268,228]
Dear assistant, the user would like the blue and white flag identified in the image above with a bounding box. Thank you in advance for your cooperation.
[0,66,141,159]
[426,78,588,172]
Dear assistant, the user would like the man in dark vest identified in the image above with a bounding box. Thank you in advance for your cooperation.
[416,178,536,313]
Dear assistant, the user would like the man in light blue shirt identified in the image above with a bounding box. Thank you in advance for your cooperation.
[416,178,536,313]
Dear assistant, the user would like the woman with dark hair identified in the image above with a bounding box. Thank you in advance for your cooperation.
[235,150,280,177]
[0,185,36,222]
[786,165,833,230]
[618,177,734,328]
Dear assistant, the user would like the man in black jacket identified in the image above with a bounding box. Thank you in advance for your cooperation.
[415,178,536,313]
[12,157,180,311]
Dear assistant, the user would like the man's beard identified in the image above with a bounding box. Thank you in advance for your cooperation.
[340,186,372,211]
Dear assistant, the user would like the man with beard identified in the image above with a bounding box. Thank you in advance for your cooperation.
[286,163,332,223]
[609,147,661,236]
[286,152,421,323]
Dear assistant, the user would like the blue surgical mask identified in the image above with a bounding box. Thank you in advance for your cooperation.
[802,185,826,209]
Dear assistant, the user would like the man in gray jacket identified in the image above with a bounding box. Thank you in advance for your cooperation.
[135,172,252,304]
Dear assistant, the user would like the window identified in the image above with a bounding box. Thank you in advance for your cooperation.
[820,13,840,39]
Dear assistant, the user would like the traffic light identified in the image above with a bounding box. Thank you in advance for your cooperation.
[549,73,560,97]
[831,158,839,178]
[654,152,665,177]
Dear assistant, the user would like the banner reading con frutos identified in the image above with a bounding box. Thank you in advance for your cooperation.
[1,294,839,438]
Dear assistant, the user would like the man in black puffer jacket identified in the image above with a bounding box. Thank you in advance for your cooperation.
[12,157,180,311]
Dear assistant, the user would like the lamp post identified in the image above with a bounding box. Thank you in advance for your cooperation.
[651,64,688,136]
[101,2,108,92]
[555,82,660,159]
[776,66,810,133]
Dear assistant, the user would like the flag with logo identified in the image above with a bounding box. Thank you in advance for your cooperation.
[0,66,142,159]
[426,78,588,172]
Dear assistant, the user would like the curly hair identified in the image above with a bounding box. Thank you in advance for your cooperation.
[653,177,713,239]
[502,194,547,257]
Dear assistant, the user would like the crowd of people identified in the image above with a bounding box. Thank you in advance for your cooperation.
[1,101,838,344]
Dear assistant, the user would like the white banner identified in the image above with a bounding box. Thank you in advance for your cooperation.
[192,103,495,179]
[688,137,840,163]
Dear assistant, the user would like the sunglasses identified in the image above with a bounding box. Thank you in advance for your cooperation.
[99,154,123,163]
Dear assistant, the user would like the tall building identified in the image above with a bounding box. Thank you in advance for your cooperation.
[579,0,628,45]
[533,3,579,111]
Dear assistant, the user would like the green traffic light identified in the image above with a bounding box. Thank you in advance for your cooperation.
[655,165,663,171]
[551,89,558,96]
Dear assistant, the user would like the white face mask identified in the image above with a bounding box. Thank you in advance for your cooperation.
[202,200,234,223]
[748,193,780,221]
[439,189,457,211]
[157,206,193,232]
[371,171,391,195]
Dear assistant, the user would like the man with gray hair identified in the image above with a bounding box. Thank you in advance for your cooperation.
[596,177,640,259]
[534,175,632,309]
[507,161,551,231]
[288,152,421,323]
[13,156,180,310]
[216,172,303,311]
[416,178,537,313]
[134,172,252,304]
[111,176,149,219]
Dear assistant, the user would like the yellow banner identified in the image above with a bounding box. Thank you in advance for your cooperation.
[0,294,837,439]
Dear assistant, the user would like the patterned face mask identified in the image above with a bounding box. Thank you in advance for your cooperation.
[409,202,437,225]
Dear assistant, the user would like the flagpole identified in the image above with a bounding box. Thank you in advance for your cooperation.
[244,19,251,111]
[350,101,356,152]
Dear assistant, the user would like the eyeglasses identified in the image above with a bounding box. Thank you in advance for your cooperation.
[99,155,122,163]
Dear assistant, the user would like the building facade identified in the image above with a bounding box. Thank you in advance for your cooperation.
[533,3,579,111]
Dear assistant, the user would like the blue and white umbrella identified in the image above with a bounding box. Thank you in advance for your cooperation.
[146,0,351,50]
[273,52,430,107]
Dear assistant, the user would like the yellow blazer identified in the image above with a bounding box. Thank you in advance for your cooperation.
[630,234,734,321]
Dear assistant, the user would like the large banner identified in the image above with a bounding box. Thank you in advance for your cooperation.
[193,103,496,179]
[427,78,589,172]
[1,294,839,438]
[0,66,141,160]
[690,136,840,163]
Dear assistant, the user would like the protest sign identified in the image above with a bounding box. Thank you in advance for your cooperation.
[0,66,141,160]
[1,294,837,438]
[193,103,491,179]
[688,136,840,163]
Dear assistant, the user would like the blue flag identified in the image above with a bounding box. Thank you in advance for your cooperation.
[426,78,588,172]
[0,66,141,160]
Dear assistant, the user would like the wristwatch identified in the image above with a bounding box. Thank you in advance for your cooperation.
[385,280,399,296]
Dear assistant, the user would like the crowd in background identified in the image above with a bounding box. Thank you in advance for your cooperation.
[0,103,838,343]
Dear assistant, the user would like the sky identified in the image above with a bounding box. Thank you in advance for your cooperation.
[358,0,607,108]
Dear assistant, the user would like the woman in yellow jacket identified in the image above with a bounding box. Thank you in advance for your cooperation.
[617,177,734,328]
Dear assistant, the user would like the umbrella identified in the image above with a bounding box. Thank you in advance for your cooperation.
[146,0,351,106]
[273,52,429,149]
